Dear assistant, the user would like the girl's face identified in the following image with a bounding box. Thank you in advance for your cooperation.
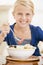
[13,5,33,28]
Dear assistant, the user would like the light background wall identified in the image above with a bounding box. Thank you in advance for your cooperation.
[0,0,43,30]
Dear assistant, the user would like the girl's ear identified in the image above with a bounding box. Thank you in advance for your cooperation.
[12,12,15,18]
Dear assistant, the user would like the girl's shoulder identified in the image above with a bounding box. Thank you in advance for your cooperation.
[30,25,43,32]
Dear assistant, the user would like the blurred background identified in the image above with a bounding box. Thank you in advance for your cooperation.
[0,0,43,30]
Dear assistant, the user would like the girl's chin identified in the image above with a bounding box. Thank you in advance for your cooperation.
[17,22,29,27]
[19,24,28,28]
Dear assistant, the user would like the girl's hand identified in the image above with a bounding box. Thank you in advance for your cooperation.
[18,38,24,45]
[0,22,10,36]
[0,22,10,43]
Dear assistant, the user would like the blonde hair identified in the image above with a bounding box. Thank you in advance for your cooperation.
[13,0,34,14]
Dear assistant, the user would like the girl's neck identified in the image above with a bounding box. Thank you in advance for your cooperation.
[14,23,30,33]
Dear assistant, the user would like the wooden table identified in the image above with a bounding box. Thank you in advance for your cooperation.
[3,56,43,65]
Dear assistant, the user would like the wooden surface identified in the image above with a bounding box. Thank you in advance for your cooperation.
[3,56,43,65]
[3,56,42,65]
[6,56,39,62]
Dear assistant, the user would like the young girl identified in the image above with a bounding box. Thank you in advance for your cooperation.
[0,0,43,56]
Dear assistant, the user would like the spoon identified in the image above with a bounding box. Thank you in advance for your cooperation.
[10,27,20,41]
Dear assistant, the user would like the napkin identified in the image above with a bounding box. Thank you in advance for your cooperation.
[0,41,9,65]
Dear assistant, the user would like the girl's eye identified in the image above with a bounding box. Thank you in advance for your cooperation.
[26,13,30,16]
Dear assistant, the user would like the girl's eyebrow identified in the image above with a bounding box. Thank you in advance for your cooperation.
[17,13,23,15]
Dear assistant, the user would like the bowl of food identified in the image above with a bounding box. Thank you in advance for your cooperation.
[8,44,36,59]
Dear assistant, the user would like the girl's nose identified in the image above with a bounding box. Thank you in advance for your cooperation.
[22,15,26,20]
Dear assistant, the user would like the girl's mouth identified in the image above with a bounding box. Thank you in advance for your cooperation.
[20,21,28,24]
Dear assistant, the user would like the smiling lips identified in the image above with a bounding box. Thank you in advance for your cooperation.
[20,21,28,23]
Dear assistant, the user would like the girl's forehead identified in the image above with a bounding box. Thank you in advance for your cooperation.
[14,4,32,13]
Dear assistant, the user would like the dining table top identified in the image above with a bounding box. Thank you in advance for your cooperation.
[3,56,43,65]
